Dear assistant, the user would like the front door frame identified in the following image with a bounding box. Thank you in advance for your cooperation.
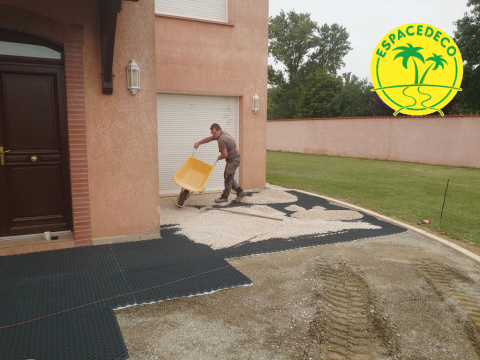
[0,5,94,246]
[0,18,93,246]
[0,55,73,237]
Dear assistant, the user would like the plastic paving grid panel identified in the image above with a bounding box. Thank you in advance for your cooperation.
[0,234,252,360]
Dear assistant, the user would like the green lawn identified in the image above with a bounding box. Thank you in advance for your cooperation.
[267,151,480,245]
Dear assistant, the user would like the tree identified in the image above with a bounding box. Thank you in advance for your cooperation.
[296,69,343,118]
[331,73,373,117]
[441,96,460,115]
[268,10,318,83]
[305,23,353,75]
[267,80,303,120]
[268,10,353,119]
[267,87,281,120]
[268,65,286,87]
[370,89,395,116]
[269,12,353,83]
[453,0,480,113]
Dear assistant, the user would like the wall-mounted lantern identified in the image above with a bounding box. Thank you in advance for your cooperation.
[127,59,140,95]
[253,93,259,113]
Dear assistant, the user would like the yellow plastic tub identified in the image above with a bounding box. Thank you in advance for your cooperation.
[174,156,214,193]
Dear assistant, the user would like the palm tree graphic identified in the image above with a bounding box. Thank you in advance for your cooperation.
[419,53,448,84]
[393,43,425,84]
[389,44,452,115]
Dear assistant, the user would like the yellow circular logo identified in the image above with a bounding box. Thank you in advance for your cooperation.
[370,23,463,116]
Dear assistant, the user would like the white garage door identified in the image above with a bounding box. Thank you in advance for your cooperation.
[157,93,239,195]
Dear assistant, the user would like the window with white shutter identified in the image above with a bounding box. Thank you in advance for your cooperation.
[155,0,228,23]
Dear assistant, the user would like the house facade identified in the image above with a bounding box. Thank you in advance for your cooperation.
[0,0,268,251]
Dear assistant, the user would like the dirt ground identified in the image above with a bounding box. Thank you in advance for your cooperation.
[116,230,480,359]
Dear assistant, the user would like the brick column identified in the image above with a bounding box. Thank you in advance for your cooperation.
[64,25,92,246]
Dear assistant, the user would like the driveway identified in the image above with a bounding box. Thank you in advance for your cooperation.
[117,189,480,359]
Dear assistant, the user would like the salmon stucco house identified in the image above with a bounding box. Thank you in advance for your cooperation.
[0,0,268,253]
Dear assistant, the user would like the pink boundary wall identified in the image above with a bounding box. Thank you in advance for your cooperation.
[267,115,480,168]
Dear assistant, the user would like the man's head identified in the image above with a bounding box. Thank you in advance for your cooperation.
[210,123,222,139]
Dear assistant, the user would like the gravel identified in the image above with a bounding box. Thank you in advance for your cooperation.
[290,206,364,221]
[242,188,298,204]
[160,189,379,250]
[285,204,310,212]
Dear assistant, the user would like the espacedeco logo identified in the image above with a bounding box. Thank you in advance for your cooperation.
[370,23,463,116]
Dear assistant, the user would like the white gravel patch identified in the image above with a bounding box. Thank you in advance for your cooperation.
[160,192,380,250]
[291,206,364,221]
[229,205,286,219]
[242,189,298,204]
[285,205,309,212]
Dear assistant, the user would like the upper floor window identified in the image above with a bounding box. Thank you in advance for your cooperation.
[155,0,228,23]
[0,30,62,60]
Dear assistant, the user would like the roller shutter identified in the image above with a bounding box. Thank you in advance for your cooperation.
[155,0,228,23]
[157,93,239,195]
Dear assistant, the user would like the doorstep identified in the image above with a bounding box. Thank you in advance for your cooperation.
[0,232,74,256]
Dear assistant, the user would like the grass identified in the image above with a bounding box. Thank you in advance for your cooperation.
[267,151,480,245]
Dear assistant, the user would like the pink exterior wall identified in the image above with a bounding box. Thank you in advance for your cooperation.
[155,0,269,190]
[86,0,159,240]
[0,0,160,242]
[268,116,480,168]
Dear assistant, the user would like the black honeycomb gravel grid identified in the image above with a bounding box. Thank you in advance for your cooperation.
[0,234,252,360]
[0,189,406,359]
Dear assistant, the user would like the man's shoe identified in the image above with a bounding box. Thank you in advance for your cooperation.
[234,190,247,203]
[214,196,229,203]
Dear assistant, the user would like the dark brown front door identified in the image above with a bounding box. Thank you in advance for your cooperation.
[0,58,72,237]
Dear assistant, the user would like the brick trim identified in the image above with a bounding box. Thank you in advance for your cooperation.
[64,25,92,246]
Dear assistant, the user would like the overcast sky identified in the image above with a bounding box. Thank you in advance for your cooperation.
[268,0,471,82]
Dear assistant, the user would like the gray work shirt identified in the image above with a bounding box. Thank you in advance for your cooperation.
[216,131,239,163]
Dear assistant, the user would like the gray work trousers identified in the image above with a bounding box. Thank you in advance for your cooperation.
[222,154,241,198]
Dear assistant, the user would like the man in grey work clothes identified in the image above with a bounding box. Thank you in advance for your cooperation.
[194,123,247,203]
